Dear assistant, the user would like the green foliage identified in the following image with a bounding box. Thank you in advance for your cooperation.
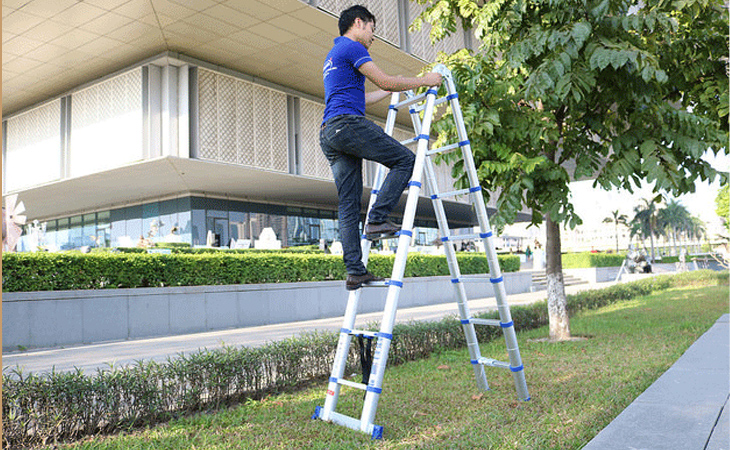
[420,0,727,230]
[3,270,724,449]
[1,252,520,292]
[562,252,625,268]
[716,183,729,233]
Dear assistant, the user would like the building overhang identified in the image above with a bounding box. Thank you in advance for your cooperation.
[11,157,492,228]
[3,0,426,120]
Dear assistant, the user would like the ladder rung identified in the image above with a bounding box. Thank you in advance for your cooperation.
[468,318,502,327]
[321,409,361,429]
[336,378,368,391]
[399,137,418,146]
[440,232,493,242]
[346,329,378,338]
[453,275,491,283]
[315,408,383,439]
[430,186,480,200]
[411,95,449,112]
[426,142,460,156]
[392,92,428,109]
[361,280,391,288]
[476,357,511,369]
[365,233,400,241]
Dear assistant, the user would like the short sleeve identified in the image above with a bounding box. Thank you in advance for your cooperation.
[347,41,372,69]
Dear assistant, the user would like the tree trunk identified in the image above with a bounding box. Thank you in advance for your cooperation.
[649,231,656,262]
[546,214,571,341]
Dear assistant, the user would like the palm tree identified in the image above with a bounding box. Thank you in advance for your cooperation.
[685,216,706,253]
[631,198,661,261]
[603,210,628,253]
[657,198,691,256]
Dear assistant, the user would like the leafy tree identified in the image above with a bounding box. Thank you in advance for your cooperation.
[631,198,661,259]
[716,184,729,235]
[416,0,728,341]
[685,216,706,251]
[603,210,628,253]
[657,198,691,255]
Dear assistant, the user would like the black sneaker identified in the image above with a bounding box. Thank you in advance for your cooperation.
[346,271,384,291]
[364,220,400,239]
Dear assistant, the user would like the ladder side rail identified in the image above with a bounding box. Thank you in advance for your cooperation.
[321,92,402,421]
[443,73,530,401]
[423,154,489,391]
[359,88,439,431]
[409,96,489,391]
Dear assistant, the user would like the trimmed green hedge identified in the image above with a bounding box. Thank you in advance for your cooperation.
[561,252,625,268]
[1,252,520,292]
[3,270,725,449]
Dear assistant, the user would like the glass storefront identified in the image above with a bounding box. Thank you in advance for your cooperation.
[17,195,445,252]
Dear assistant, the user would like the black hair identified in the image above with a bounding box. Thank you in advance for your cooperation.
[338,5,376,36]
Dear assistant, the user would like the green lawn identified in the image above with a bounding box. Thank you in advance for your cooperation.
[59,285,728,450]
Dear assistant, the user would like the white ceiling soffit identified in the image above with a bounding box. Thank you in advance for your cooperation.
[2,0,426,117]
[13,156,487,227]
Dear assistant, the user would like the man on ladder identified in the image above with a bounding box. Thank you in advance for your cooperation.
[320,5,442,291]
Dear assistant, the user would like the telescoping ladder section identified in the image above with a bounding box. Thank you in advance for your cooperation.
[312,64,529,439]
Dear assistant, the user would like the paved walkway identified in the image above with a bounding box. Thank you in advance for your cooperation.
[583,313,729,450]
[5,281,598,375]
[2,278,728,449]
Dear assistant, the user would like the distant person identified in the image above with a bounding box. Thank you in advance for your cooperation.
[320,5,442,290]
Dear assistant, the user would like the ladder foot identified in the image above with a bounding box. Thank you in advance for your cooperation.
[372,425,384,440]
[311,405,323,420]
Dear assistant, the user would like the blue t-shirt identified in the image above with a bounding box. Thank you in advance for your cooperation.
[321,36,373,124]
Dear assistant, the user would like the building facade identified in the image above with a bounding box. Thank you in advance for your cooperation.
[3,0,495,251]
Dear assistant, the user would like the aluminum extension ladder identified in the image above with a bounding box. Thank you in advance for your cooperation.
[312,64,530,439]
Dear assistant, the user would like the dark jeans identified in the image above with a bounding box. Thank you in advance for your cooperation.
[320,115,415,275]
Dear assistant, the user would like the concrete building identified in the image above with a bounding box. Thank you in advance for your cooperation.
[3,0,505,252]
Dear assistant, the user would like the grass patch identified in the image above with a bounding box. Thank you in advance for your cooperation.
[55,284,728,450]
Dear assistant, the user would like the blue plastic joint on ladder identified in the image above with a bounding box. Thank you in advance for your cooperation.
[458,140,470,147]
[470,359,479,365]
[408,181,422,188]
[388,105,398,111]
[387,280,404,288]
[461,319,470,324]
[510,364,524,373]
[446,93,459,101]
[311,405,322,420]
[329,377,338,383]
[427,88,438,96]
[500,321,514,328]
[376,332,393,340]
[490,276,504,284]
[340,328,351,334]
[417,134,430,141]
[469,186,482,193]
[451,278,460,284]
[372,425,384,440]
[480,231,493,238]
[398,229,413,237]
[366,386,382,394]
[371,189,380,195]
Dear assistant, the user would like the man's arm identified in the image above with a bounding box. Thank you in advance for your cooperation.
[365,89,391,105]
[358,61,442,92]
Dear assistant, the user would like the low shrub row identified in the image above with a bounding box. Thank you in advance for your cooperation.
[2,270,726,449]
[100,244,325,254]
[561,252,625,268]
[1,252,520,293]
